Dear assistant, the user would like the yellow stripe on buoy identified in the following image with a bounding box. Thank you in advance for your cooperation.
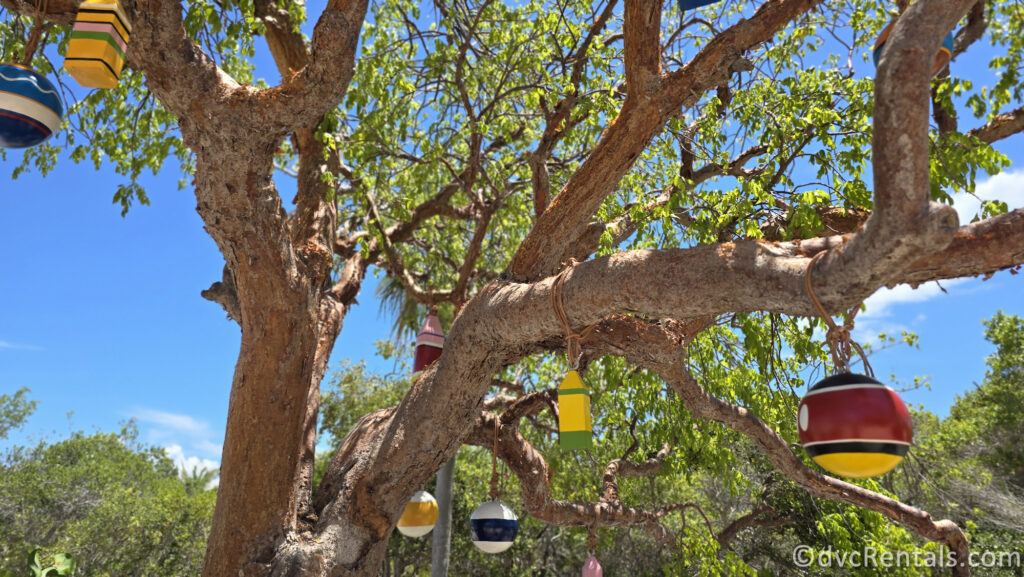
[396,491,438,538]
[397,500,439,527]
[812,453,904,479]
[558,370,592,449]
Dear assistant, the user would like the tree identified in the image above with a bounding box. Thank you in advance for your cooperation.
[0,388,35,441]
[2,0,1023,575]
[0,424,215,577]
[892,313,1024,576]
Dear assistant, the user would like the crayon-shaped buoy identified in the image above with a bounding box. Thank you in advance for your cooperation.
[558,370,592,450]
[65,0,132,88]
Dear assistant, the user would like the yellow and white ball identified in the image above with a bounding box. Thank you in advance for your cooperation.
[396,490,439,538]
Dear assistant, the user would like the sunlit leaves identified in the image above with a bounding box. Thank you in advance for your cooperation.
[0,424,215,577]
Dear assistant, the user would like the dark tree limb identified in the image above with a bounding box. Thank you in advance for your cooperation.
[603,444,672,504]
[969,107,1024,144]
[717,504,793,548]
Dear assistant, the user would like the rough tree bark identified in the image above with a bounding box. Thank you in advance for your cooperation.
[4,0,1024,576]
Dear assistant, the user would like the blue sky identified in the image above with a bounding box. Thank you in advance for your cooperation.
[2,4,1023,474]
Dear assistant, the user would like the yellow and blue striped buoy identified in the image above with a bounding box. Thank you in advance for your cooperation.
[0,63,63,148]
[396,490,439,538]
[557,370,592,450]
[64,0,132,88]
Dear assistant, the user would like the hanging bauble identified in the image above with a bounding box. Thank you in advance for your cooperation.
[64,0,132,88]
[0,63,63,149]
[582,555,603,577]
[872,23,954,77]
[396,490,438,538]
[469,500,518,554]
[558,370,592,450]
[678,0,725,10]
[412,313,444,380]
[798,373,912,478]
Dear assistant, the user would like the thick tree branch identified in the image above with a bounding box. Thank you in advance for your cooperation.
[479,207,1024,358]
[932,72,959,135]
[968,107,1024,144]
[953,0,987,57]
[465,413,693,550]
[808,0,975,304]
[717,504,792,548]
[252,0,344,277]
[603,444,672,503]
[934,0,986,134]
[898,208,1024,284]
[623,0,662,95]
[255,0,309,79]
[331,252,369,306]
[454,202,499,306]
[258,0,370,132]
[508,0,825,281]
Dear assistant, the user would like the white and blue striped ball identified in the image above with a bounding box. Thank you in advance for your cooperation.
[0,64,63,149]
[469,500,518,554]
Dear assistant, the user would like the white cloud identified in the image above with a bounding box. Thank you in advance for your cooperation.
[852,279,970,341]
[951,169,1024,224]
[165,443,219,474]
[0,340,41,351]
[130,408,222,481]
[860,279,969,320]
[194,438,223,456]
[133,408,214,439]
[164,444,220,489]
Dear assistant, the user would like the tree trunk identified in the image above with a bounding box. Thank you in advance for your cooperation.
[183,134,345,576]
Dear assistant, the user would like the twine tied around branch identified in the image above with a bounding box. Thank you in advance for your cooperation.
[805,251,873,376]
[20,0,49,67]
[551,259,597,370]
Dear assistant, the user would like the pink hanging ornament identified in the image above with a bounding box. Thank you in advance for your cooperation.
[582,555,602,577]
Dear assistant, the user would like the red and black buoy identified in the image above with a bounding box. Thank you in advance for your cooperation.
[798,373,913,478]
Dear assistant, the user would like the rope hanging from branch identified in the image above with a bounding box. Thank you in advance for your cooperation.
[804,252,873,376]
[20,0,49,66]
[489,416,500,500]
[551,259,596,369]
[551,259,597,450]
